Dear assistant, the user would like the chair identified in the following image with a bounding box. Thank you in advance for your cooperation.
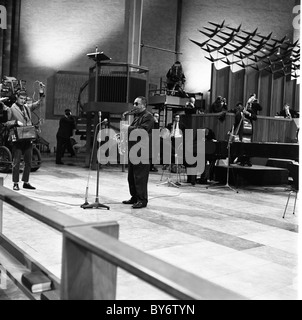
[283,163,299,218]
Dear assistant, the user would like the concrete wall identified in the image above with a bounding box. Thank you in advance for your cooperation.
[18,0,128,150]
[15,0,299,150]
[141,0,178,87]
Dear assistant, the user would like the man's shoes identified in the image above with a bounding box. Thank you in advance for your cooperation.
[23,183,36,190]
[56,161,64,165]
[13,184,20,191]
[122,199,137,205]
[132,201,147,209]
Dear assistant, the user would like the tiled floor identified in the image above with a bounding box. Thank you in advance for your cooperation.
[0,156,300,300]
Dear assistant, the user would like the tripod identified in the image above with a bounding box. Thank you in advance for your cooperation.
[81,113,110,210]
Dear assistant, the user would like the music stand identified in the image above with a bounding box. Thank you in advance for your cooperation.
[158,140,183,188]
[206,128,238,193]
[82,48,111,210]
[87,48,111,102]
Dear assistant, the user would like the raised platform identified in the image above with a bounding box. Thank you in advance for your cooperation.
[214,163,289,186]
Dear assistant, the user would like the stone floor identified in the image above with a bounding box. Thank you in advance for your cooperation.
[0,154,300,300]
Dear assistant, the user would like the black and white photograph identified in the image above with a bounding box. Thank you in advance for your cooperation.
[0,0,300,304]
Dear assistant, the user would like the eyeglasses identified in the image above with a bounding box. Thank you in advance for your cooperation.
[133,102,139,106]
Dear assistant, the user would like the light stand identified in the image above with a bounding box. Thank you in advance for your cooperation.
[82,112,110,210]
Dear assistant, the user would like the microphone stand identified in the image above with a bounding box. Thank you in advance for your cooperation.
[82,112,110,210]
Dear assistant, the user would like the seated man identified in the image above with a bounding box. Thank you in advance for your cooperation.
[277,103,299,119]
[210,96,228,113]
[210,96,228,121]
[185,97,197,115]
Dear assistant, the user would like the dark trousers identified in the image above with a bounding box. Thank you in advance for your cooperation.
[128,162,150,204]
[56,135,75,163]
[12,140,33,183]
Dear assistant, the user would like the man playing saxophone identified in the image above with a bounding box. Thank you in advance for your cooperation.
[122,96,154,209]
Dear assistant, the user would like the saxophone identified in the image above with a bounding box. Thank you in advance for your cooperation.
[114,110,133,155]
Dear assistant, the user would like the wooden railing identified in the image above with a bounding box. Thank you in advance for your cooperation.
[0,177,246,300]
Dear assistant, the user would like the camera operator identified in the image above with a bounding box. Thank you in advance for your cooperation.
[0,97,9,122]
[55,108,76,165]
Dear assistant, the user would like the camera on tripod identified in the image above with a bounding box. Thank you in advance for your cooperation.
[1,76,27,107]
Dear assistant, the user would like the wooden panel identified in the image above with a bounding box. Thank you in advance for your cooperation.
[284,77,296,109]
[53,71,89,116]
[46,71,89,120]
[294,82,300,111]
[258,72,272,116]
[191,114,297,143]
[271,76,285,116]
[245,70,259,102]
[61,222,119,300]
[229,69,245,108]
[211,66,299,118]
[215,66,230,102]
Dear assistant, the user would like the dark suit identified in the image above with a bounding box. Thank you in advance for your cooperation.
[127,109,154,205]
[5,102,38,184]
[56,115,76,163]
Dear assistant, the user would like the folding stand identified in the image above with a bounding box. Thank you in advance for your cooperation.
[158,163,180,188]
[206,131,238,193]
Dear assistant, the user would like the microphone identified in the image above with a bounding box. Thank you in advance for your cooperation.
[38,81,46,97]
[122,108,136,118]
